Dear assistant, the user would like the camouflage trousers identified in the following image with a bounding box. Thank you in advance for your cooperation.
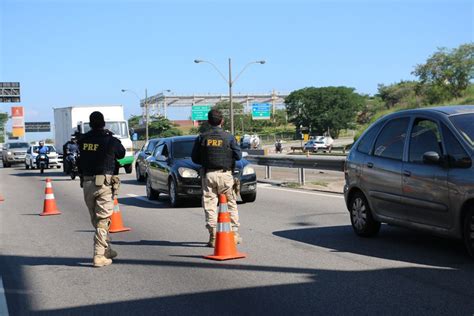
[202,170,240,232]
[83,175,114,256]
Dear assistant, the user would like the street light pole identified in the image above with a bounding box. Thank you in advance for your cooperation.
[228,58,234,134]
[145,88,149,143]
[194,58,265,135]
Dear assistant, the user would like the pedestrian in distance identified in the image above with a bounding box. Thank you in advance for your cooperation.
[192,109,243,247]
[77,111,125,267]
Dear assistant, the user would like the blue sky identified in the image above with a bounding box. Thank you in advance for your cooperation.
[0,0,472,140]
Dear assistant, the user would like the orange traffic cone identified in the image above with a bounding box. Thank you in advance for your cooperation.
[40,178,61,216]
[109,198,131,233]
[0,194,4,202]
[204,194,247,261]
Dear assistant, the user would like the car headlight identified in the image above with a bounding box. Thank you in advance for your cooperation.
[7,151,12,155]
[178,167,199,178]
[242,165,255,175]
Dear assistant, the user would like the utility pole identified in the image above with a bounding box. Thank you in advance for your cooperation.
[145,88,149,143]
[228,58,234,134]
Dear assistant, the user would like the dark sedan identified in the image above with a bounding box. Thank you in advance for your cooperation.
[145,135,257,207]
[134,138,160,182]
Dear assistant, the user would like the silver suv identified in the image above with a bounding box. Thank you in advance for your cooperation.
[344,105,474,257]
[1,141,29,167]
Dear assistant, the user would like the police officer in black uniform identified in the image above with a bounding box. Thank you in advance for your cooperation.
[78,111,125,267]
[192,109,242,247]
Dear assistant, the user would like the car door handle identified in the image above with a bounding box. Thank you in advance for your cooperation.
[403,170,411,177]
[367,162,374,168]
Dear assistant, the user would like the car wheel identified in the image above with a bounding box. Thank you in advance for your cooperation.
[3,160,10,167]
[25,163,29,170]
[349,191,381,237]
[135,164,145,182]
[241,192,257,203]
[124,164,133,174]
[146,176,159,200]
[168,178,181,208]
[463,206,474,258]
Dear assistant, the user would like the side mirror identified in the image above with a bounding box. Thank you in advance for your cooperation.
[423,151,441,164]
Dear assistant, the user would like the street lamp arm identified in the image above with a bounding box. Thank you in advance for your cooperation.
[121,89,141,101]
[197,60,229,84]
[232,61,264,85]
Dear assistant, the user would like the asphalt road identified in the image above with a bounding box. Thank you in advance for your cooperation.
[1,165,473,315]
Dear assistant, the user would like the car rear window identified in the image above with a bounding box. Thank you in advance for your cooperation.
[357,121,383,154]
[173,140,195,159]
[449,113,474,147]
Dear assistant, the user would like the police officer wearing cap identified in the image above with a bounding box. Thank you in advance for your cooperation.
[78,111,125,267]
[192,109,242,247]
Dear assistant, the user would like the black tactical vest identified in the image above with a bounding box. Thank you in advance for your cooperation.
[200,128,233,170]
[78,130,117,176]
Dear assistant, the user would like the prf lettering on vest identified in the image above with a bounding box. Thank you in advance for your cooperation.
[206,139,223,147]
[83,143,99,151]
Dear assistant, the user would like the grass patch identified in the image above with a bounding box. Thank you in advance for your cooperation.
[310,181,329,187]
[284,182,301,188]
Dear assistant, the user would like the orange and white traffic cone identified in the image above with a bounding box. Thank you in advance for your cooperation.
[0,194,4,202]
[40,178,61,216]
[204,194,247,261]
[109,198,131,233]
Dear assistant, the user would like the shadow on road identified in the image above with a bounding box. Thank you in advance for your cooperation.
[1,253,473,315]
[273,224,472,267]
[10,171,65,178]
[112,240,207,248]
[121,179,144,186]
[118,196,201,209]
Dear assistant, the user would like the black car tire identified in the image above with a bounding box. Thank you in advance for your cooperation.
[349,191,381,237]
[25,163,29,170]
[124,164,133,174]
[3,160,10,167]
[463,206,474,258]
[146,176,159,200]
[136,164,145,182]
[241,192,257,203]
[168,178,181,208]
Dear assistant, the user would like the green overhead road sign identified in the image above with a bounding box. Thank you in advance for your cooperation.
[252,103,271,120]
[192,105,211,120]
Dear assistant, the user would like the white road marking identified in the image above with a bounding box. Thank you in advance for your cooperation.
[127,193,163,205]
[259,184,344,199]
[0,277,9,316]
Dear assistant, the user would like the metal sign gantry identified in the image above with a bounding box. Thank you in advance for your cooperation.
[140,91,288,118]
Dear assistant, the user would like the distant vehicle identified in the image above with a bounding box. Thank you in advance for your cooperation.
[53,105,134,173]
[240,134,260,149]
[303,139,328,152]
[344,105,474,257]
[135,138,160,182]
[145,135,257,207]
[1,141,29,167]
[25,144,61,169]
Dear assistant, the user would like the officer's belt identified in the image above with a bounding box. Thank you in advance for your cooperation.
[205,169,232,173]
[83,175,113,181]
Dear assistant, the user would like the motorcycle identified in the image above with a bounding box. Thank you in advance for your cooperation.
[66,151,79,180]
[37,154,49,174]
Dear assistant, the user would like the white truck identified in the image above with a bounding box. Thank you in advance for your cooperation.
[53,105,134,173]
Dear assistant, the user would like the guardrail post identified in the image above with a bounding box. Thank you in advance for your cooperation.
[265,165,272,179]
[298,168,305,185]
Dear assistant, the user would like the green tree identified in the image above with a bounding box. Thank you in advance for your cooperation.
[285,86,364,138]
[412,43,474,101]
[127,114,181,139]
[377,81,419,109]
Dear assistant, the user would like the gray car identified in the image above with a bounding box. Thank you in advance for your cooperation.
[1,141,29,167]
[344,105,474,257]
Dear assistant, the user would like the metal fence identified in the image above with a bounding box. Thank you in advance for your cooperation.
[247,154,346,185]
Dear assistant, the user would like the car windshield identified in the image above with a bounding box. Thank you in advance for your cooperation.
[173,140,194,159]
[83,121,129,139]
[33,145,56,152]
[449,113,474,147]
[9,142,29,149]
